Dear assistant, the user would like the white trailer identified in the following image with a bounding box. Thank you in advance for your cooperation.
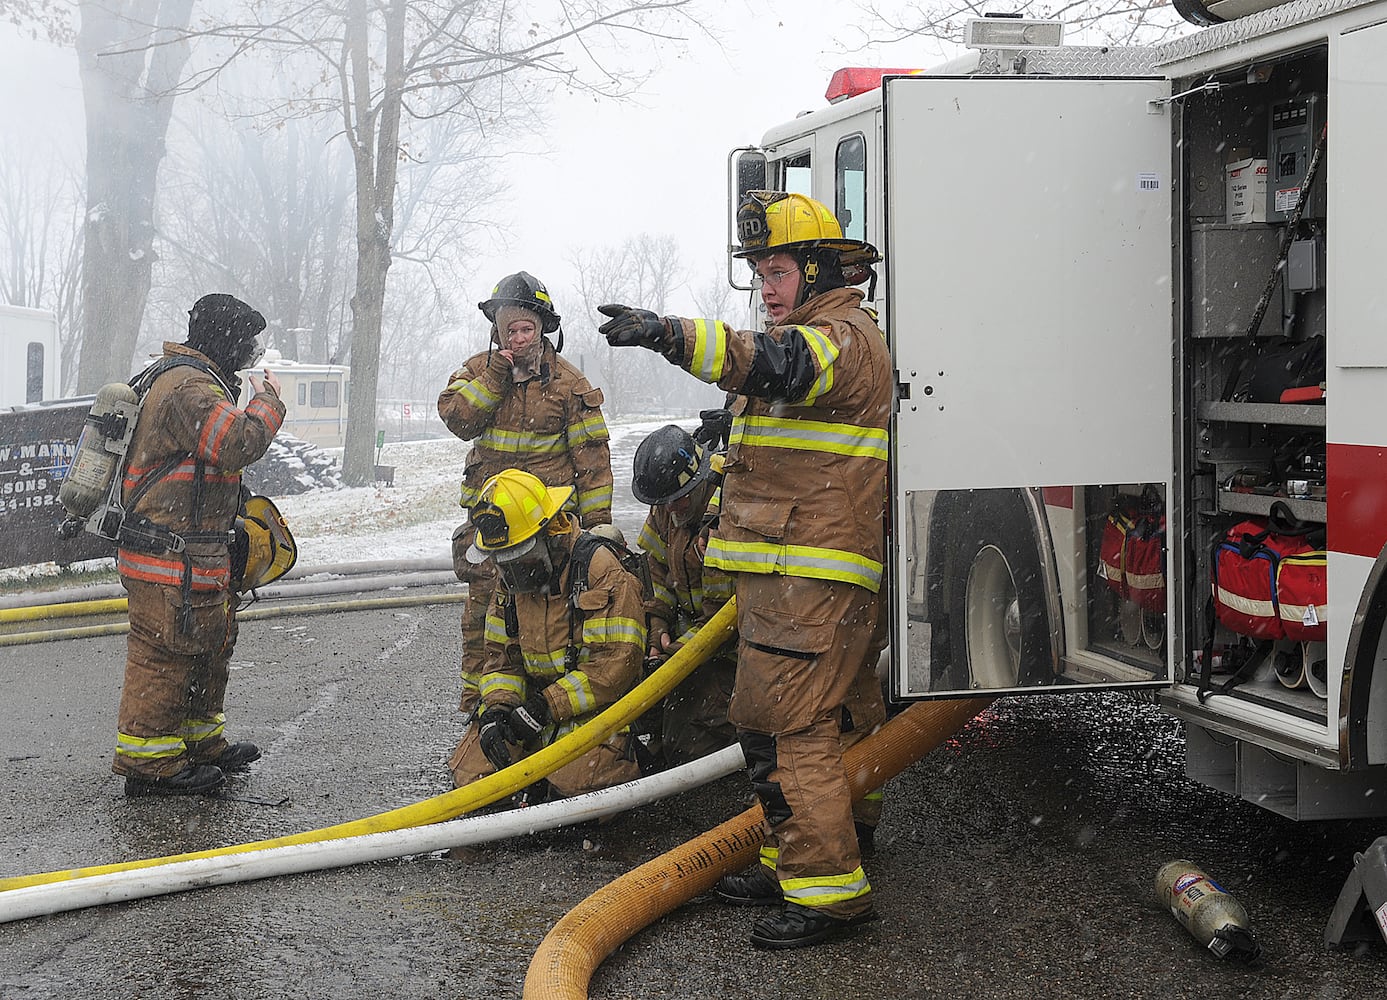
[236,350,349,449]
[730,0,1387,822]
[0,304,58,407]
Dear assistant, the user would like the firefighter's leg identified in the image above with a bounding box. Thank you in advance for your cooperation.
[113,580,197,779]
[183,599,258,771]
[458,562,497,716]
[845,589,889,845]
[660,651,737,766]
[546,731,641,798]
[726,575,878,933]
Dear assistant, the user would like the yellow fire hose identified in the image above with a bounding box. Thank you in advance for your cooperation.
[0,597,130,624]
[0,599,738,894]
[523,695,994,1000]
[0,592,469,647]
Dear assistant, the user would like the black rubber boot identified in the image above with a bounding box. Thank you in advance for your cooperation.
[715,865,783,907]
[124,764,226,798]
[208,742,262,773]
[855,820,877,858]
[749,903,877,950]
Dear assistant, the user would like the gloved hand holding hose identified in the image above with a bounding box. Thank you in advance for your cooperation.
[507,688,551,743]
[477,706,516,770]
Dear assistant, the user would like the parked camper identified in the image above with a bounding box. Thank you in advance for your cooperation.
[0,305,58,408]
[237,350,349,448]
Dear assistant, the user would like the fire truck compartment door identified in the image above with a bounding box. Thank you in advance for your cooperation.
[886,75,1172,490]
[885,75,1173,697]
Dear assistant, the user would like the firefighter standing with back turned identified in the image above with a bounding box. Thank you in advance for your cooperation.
[599,191,891,949]
[112,294,285,797]
[437,272,614,780]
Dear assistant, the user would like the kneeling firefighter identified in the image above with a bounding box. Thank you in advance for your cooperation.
[632,422,738,766]
[598,191,891,949]
[446,469,646,802]
[111,293,287,797]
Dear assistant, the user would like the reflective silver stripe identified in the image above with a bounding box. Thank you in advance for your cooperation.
[567,412,610,444]
[477,426,567,454]
[690,318,728,383]
[780,867,872,907]
[557,671,597,715]
[705,537,884,591]
[730,413,888,461]
[787,325,839,404]
[479,672,525,700]
[458,379,502,410]
[578,484,613,516]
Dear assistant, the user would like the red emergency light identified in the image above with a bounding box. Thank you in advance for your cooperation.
[825,67,923,103]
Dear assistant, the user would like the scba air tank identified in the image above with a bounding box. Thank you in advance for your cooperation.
[58,382,139,519]
[1155,860,1261,962]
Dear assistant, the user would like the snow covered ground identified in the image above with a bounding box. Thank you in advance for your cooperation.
[0,416,685,590]
[283,415,676,567]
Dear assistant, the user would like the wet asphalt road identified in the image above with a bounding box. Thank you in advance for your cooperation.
[2,593,1385,1000]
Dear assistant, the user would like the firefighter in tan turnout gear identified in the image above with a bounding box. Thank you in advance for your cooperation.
[438,272,614,727]
[599,191,890,949]
[446,469,645,800]
[632,422,738,766]
[113,294,285,796]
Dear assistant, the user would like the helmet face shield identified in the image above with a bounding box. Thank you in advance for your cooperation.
[496,542,556,594]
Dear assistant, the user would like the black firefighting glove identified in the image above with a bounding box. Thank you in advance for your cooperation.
[597,304,684,363]
[477,706,515,771]
[693,408,733,450]
[507,688,551,744]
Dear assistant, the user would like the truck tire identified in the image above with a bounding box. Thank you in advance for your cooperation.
[946,496,1051,690]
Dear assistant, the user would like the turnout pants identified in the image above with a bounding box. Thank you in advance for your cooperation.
[730,572,885,920]
[453,525,496,717]
[113,577,237,779]
[448,725,639,798]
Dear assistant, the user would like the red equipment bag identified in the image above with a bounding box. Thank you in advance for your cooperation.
[1124,514,1167,612]
[1098,489,1166,611]
[1099,507,1133,599]
[1211,502,1326,642]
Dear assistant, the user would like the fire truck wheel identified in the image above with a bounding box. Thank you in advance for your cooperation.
[948,507,1050,690]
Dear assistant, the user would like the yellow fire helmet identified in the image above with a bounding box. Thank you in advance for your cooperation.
[734,190,881,269]
[236,495,298,591]
[465,469,575,564]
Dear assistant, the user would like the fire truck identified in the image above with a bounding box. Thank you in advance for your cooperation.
[729,0,1387,821]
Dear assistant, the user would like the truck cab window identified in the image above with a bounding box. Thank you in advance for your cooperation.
[782,152,811,196]
[836,135,867,241]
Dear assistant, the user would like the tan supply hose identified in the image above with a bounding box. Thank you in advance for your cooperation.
[0,598,737,894]
[524,695,993,1000]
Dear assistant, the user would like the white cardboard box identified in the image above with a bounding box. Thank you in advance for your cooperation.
[1226,157,1268,223]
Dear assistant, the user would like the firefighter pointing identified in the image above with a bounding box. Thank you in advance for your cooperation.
[598,191,891,949]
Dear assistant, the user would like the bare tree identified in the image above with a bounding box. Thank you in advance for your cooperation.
[0,131,86,393]
[567,233,721,419]
[198,0,701,484]
[853,0,1190,48]
[74,0,195,391]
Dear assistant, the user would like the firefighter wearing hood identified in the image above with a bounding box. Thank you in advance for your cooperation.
[446,469,643,799]
[112,293,285,796]
[598,192,890,949]
[438,272,614,729]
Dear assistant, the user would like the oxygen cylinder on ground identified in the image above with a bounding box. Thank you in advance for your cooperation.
[58,382,139,519]
[1155,860,1261,962]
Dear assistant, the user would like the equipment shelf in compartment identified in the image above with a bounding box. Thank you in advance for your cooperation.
[1216,490,1325,522]
[1198,400,1326,428]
